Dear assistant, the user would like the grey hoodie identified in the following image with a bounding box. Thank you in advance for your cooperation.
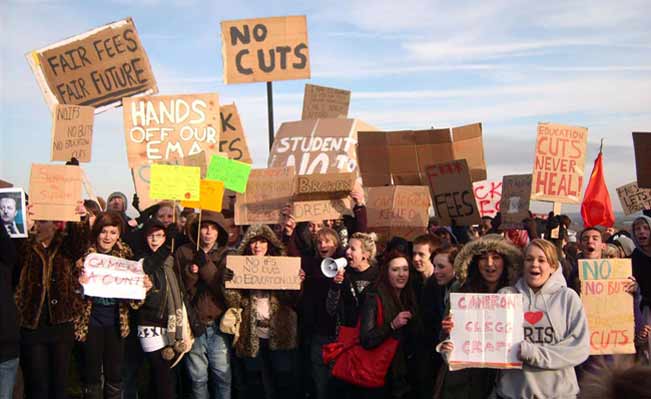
[495,267,590,399]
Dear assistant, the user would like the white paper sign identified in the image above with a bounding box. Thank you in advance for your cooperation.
[449,293,524,370]
[82,253,146,300]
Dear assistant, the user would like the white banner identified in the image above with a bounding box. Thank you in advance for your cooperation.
[82,253,146,300]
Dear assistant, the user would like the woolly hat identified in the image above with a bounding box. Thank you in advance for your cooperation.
[107,192,128,211]
[615,235,636,257]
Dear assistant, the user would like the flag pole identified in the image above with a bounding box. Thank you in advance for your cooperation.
[599,138,604,153]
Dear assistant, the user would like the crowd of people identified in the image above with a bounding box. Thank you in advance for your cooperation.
[1,182,651,399]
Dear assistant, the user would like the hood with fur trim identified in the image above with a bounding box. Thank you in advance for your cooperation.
[186,210,228,248]
[237,224,286,256]
[453,235,523,285]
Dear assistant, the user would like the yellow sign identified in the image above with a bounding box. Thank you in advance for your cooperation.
[181,179,225,211]
[149,164,200,201]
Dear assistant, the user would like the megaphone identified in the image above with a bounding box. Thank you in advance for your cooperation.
[321,257,347,278]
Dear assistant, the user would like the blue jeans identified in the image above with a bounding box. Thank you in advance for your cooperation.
[185,326,231,399]
[0,357,19,399]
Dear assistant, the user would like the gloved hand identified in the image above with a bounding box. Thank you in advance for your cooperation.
[223,267,235,282]
[132,193,141,212]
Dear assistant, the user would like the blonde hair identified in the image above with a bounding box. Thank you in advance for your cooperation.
[315,227,341,248]
[525,239,559,270]
[350,232,378,264]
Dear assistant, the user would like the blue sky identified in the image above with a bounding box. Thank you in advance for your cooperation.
[1,0,650,215]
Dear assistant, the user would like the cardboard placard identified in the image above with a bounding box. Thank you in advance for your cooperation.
[225,255,301,290]
[366,186,431,241]
[269,118,375,175]
[579,259,635,355]
[27,18,157,111]
[219,103,253,163]
[123,93,220,168]
[206,155,252,193]
[473,180,502,218]
[0,188,28,238]
[180,180,225,211]
[617,181,651,215]
[51,104,94,162]
[499,174,533,229]
[425,160,480,226]
[0,180,13,189]
[292,198,353,222]
[633,132,651,188]
[221,16,310,84]
[183,150,208,178]
[449,293,524,370]
[29,164,82,221]
[131,164,157,211]
[294,172,355,200]
[357,123,486,186]
[82,253,146,300]
[531,123,588,204]
[301,83,350,120]
[235,167,295,226]
[149,164,200,201]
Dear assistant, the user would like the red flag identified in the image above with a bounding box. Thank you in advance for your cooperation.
[581,150,615,227]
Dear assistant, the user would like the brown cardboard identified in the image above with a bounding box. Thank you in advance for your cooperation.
[131,164,157,211]
[221,16,310,84]
[616,181,651,215]
[268,118,375,175]
[235,167,295,226]
[499,174,532,229]
[123,93,221,168]
[292,198,353,222]
[425,160,480,226]
[357,123,486,186]
[633,132,651,188]
[531,123,588,204]
[27,18,157,111]
[219,103,252,163]
[0,180,13,189]
[51,104,94,162]
[29,164,82,221]
[183,151,208,179]
[225,256,301,290]
[294,172,355,200]
[301,84,350,120]
[366,186,431,242]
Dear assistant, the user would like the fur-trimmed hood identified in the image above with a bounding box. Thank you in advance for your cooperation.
[237,224,286,256]
[453,235,523,285]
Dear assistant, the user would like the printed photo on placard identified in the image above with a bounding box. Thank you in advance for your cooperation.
[0,188,28,238]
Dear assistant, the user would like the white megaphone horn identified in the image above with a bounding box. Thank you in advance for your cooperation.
[321,257,347,278]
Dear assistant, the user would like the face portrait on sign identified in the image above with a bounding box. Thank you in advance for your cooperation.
[0,188,28,238]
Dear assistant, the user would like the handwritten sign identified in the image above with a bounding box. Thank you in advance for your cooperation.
[29,164,82,221]
[292,198,353,222]
[499,174,533,229]
[301,83,350,120]
[531,123,588,204]
[235,167,295,225]
[473,180,502,218]
[149,164,200,201]
[294,172,355,200]
[219,103,252,163]
[82,253,146,300]
[225,255,301,290]
[633,132,651,188]
[366,186,431,241]
[221,15,310,84]
[449,293,524,370]
[123,93,220,167]
[181,179,225,211]
[617,181,651,215]
[206,155,251,193]
[51,104,94,162]
[579,258,635,355]
[425,160,480,226]
[27,18,157,111]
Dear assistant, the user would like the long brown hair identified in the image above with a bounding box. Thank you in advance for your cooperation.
[90,211,124,245]
[376,250,417,312]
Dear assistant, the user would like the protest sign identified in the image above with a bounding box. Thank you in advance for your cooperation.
[633,132,651,188]
[366,186,431,242]
[579,258,635,355]
[425,160,481,226]
[123,93,220,167]
[294,172,355,200]
[206,155,252,193]
[183,150,208,178]
[0,180,12,188]
[449,293,524,370]
[219,103,253,163]
[180,180,225,212]
[131,164,157,211]
[301,83,350,120]
[51,104,94,162]
[225,255,301,290]
[473,180,502,218]
[269,118,375,175]
[27,18,157,111]
[235,167,295,225]
[82,253,146,300]
[617,181,651,215]
[499,174,533,229]
[531,123,588,204]
[0,188,28,238]
[29,164,82,221]
[357,123,486,186]
[292,198,353,222]
[149,164,200,201]
[221,16,310,84]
